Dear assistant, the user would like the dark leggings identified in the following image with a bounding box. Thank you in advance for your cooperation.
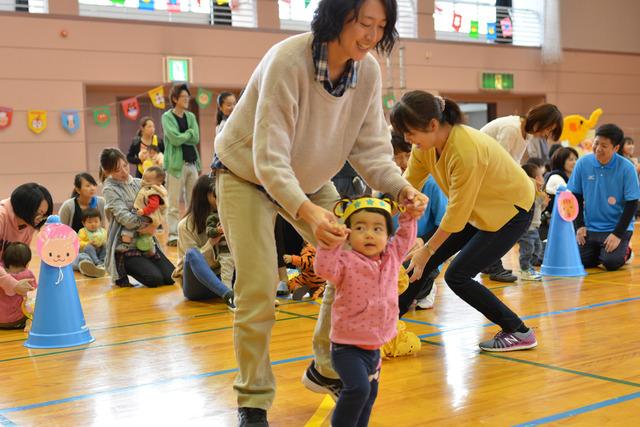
[123,250,174,287]
[415,206,533,333]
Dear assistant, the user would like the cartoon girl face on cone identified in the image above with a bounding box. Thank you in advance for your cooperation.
[37,223,79,268]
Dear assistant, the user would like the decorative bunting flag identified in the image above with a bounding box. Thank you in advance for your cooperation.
[486,22,497,40]
[500,17,513,37]
[216,0,229,5]
[0,107,13,130]
[305,0,311,8]
[196,88,213,108]
[382,93,396,110]
[469,20,479,38]
[61,110,80,134]
[167,0,180,12]
[452,12,462,32]
[27,110,47,135]
[110,0,125,4]
[93,106,111,128]
[148,86,166,109]
[139,0,154,11]
[121,97,140,121]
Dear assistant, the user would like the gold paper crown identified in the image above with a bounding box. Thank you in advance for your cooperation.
[334,197,404,221]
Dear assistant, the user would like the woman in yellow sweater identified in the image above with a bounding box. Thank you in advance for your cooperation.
[391,90,538,352]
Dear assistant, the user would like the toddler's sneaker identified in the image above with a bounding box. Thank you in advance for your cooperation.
[479,329,537,352]
[520,268,542,281]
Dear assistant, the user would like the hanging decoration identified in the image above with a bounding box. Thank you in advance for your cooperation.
[305,0,311,7]
[121,98,140,121]
[139,0,154,11]
[93,106,111,128]
[148,86,166,109]
[110,0,125,4]
[27,110,47,134]
[0,107,13,130]
[451,12,462,32]
[382,93,396,111]
[61,110,80,134]
[196,88,213,108]
[167,0,180,12]
[216,0,229,4]
[500,17,513,37]
[486,22,497,40]
[469,20,479,38]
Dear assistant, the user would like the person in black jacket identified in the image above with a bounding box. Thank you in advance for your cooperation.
[127,116,165,178]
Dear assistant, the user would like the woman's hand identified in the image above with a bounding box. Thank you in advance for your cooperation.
[406,246,432,282]
[404,237,424,262]
[297,201,348,249]
[15,279,34,296]
[398,185,428,219]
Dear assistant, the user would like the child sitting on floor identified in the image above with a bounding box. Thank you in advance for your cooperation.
[314,195,417,427]
[77,208,107,267]
[0,243,37,330]
[283,242,326,300]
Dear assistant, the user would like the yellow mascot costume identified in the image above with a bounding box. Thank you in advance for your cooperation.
[559,108,603,147]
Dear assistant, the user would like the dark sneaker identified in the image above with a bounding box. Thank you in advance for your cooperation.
[479,329,538,352]
[223,290,236,311]
[238,407,268,427]
[301,361,342,401]
[489,269,517,283]
[292,284,311,301]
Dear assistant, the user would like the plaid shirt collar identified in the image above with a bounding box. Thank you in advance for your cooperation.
[312,41,358,97]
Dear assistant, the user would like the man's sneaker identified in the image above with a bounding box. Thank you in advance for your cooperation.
[520,268,542,281]
[479,329,537,352]
[301,360,342,401]
[238,407,268,427]
[78,260,106,278]
[489,269,517,283]
[416,284,437,310]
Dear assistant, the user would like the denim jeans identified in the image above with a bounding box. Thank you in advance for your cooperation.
[182,248,232,301]
[518,228,543,270]
[331,343,380,427]
[579,230,632,271]
[83,244,106,265]
[416,205,533,333]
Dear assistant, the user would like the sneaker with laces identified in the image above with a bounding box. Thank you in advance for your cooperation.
[301,360,342,401]
[520,268,542,281]
[479,329,537,352]
[489,269,517,283]
[78,260,106,278]
[238,407,268,427]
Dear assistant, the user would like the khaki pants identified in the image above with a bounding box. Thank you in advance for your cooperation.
[216,171,339,409]
[167,163,199,241]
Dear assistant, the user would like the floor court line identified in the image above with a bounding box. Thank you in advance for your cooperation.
[512,390,640,427]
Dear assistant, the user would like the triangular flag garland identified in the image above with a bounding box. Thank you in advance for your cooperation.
[469,20,479,39]
[452,12,462,32]
[486,22,497,40]
[0,107,13,130]
[61,110,81,134]
[121,97,140,121]
[167,0,180,12]
[93,106,111,128]
[196,88,213,108]
[305,0,311,8]
[139,0,154,11]
[500,17,513,37]
[148,86,166,109]
[27,110,47,135]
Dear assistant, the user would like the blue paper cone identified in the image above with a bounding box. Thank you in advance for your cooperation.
[541,187,587,277]
[25,216,94,348]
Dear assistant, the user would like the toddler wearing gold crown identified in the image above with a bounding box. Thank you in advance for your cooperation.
[314,195,417,427]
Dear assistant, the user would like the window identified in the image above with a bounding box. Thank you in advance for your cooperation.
[434,0,542,47]
[77,0,256,28]
[279,0,417,39]
[0,0,48,13]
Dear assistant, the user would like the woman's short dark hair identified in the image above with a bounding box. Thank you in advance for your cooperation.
[10,183,53,230]
[311,0,398,56]
[390,91,463,134]
[596,123,625,148]
[2,242,31,269]
[184,174,216,235]
[524,104,563,141]
[71,172,98,198]
[99,148,127,182]
[169,83,191,108]
[216,92,234,125]
[550,147,579,172]
[391,130,411,154]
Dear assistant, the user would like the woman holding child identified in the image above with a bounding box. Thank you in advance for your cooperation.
[127,116,165,178]
[100,148,174,288]
[0,183,52,329]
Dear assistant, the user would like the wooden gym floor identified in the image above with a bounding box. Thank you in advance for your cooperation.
[1,227,640,426]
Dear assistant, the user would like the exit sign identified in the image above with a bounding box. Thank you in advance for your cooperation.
[165,57,193,83]
[481,72,514,90]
